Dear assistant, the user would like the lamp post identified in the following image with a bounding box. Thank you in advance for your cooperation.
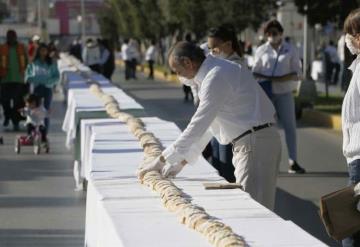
[77,15,82,38]
[80,0,85,45]
[303,4,308,80]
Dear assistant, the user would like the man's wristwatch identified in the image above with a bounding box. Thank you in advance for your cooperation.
[159,155,166,163]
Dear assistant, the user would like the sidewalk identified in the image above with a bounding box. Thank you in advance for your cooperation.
[0,93,85,247]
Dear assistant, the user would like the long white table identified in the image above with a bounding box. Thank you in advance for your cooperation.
[84,117,326,247]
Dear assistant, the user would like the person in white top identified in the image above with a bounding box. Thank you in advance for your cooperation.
[253,19,306,174]
[121,38,133,80]
[145,40,157,79]
[324,40,341,85]
[341,8,360,246]
[138,41,282,210]
[82,38,101,73]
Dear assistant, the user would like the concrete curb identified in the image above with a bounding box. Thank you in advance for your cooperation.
[301,109,341,131]
[115,60,180,85]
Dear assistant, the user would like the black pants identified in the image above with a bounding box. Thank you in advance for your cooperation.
[325,62,340,85]
[130,59,137,79]
[89,64,102,74]
[148,60,154,79]
[0,83,27,126]
[183,85,193,101]
[125,60,132,80]
[26,123,47,142]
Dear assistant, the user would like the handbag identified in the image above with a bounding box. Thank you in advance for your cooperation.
[258,47,282,99]
[319,185,360,240]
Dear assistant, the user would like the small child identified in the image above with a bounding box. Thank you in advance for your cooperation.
[20,94,48,143]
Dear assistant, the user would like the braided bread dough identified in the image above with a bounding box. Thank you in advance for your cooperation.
[86,80,246,247]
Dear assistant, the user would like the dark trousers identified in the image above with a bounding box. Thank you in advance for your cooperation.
[148,60,154,79]
[103,67,115,80]
[89,64,102,74]
[33,85,52,133]
[342,159,360,247]
[183,85,193,101]
[26,123,47,142]
[0,82,27,126]
[210,138,236,182]
[326,62,340,85]
[125,60,132,80]
[130,59,137,79]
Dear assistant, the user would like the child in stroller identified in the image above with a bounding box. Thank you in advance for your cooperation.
[15,94,48,154]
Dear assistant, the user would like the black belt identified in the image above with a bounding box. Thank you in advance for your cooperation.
[231,123,273,145]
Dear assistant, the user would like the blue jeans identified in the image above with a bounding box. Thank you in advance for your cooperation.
[34,85,53,133]
[210,138,235,182]
[342,159,360,247]
[272,92,297,162]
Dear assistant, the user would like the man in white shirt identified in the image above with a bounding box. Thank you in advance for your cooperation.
[121,38,133,80]
[137,41,282,210]
[145,40,157,79]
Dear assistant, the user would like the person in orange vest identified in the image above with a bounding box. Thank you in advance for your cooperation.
[0,29,28,131]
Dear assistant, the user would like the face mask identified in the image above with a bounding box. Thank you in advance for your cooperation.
[178,76,194,87]
[268,35,281,44]
[345,34,360,55]
[210,51,227,59]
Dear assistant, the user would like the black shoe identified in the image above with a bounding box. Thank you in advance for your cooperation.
[3,118,9,127]
[288,162,306,174]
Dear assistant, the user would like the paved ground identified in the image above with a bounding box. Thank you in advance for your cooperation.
[113,68,348,246]
[0,66,348,247]
[0,92,85,247]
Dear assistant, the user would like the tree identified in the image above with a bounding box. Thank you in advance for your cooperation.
[0,0,9,23]
[294,0,360,27]
[99,0,278,41]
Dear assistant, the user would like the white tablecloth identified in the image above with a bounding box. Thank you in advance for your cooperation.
[84,117,326,247]
[62,87,144,148]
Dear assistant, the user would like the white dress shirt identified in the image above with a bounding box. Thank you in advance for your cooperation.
[163,55,276,165]
[121,44,131,61]
[342,55,360,163]
[145,45,156,61]
[252,40,301,94]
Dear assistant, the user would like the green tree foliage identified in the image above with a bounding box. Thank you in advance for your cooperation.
[98,0,277,41]
[0,0,9,23]
[293,0,360,27]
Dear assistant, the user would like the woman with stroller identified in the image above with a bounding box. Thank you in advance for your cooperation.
[25,43,59,138]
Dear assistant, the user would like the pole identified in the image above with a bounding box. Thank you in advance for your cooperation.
[37,0,42,35]
[303,4,308,80]
[80,0,86,45]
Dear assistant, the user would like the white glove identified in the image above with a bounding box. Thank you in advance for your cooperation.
[162,162,185,178]
[136,156,165,179]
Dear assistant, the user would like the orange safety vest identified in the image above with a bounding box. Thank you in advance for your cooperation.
[0,43,27,78]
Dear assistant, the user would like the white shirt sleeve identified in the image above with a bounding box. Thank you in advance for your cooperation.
[162,68,231,165]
